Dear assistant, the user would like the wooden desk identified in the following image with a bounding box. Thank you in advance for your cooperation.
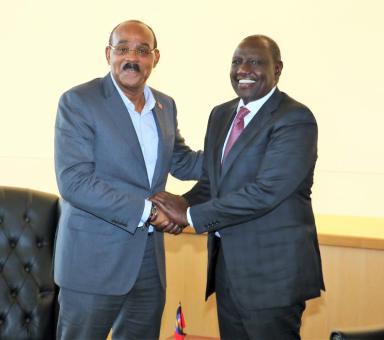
[316,215,384,249]
[160,215,384,340]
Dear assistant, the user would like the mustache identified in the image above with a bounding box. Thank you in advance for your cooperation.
[123,63,140,72]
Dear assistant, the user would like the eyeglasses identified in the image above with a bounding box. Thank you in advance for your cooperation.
[109,44,156,57]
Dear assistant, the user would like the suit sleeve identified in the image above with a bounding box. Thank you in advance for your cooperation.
[169,99,203,180]
[183,110,214,205]
[54,90,145,234]
[189,108,318,234]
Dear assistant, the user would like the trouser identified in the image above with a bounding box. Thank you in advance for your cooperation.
[215,238,305,340]
[57,234,165,340]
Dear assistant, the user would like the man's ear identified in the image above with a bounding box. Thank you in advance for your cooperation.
[105,46,111,65]
[153,49,160,68]
[275,60,283,79]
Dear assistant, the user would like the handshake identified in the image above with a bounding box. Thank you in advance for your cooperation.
[148,191,190,235]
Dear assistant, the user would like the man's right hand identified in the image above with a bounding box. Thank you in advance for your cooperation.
[150,202,184,235]
[150,191,189,226]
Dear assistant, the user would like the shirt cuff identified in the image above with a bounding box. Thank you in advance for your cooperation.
[140,199,152,226]
[187,207,194,228]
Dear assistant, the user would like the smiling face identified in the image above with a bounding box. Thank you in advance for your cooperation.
[230,36,283,104]
[105,21,160,98]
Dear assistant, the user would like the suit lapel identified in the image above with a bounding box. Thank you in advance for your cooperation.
[151,95,168,187]
[219,89,283,184]
[212,101,238,187]
[101,74,148,180]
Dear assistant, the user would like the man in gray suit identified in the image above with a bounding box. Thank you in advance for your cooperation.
[54,20,202,339]
[151,35,325,339]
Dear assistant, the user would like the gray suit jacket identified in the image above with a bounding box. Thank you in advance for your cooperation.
[185,88,324,310]
[54,74,202,295]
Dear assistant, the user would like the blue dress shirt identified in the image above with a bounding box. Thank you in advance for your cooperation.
[111,74,158,232]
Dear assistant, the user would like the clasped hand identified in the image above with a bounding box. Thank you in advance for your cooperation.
[149,191,189,235]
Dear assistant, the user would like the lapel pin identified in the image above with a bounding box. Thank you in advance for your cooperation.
[157,101,163,110]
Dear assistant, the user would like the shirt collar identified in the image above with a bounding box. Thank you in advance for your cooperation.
[237,86,276,113]
[110,73,156,115]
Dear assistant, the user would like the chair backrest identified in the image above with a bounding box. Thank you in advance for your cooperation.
[0,186,59,340]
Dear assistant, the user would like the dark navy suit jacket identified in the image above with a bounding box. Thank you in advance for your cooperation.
[185,88,324,310]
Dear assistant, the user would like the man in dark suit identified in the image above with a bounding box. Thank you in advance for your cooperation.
[54,20,202,339]
[151,35,325,339]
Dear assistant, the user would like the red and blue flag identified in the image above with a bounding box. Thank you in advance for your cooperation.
[174,302,186,340]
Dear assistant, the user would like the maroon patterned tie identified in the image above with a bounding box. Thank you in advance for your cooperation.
[222,106,250,162]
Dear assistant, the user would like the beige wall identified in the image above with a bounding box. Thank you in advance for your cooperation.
[2,2,384,338]
[1,0,383,217]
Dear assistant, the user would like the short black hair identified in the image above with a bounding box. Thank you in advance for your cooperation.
[108,20,157,48]
[244,35,281,63]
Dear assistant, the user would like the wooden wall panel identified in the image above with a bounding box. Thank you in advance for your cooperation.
[160,230,384,339]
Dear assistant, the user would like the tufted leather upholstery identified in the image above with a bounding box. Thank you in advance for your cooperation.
[0,186,59,340]
[330,328,384,340]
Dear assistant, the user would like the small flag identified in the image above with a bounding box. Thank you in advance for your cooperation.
[174,302,186,340]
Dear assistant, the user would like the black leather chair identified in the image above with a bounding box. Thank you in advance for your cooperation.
[0,186,59,340]
[330,328,384,340]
